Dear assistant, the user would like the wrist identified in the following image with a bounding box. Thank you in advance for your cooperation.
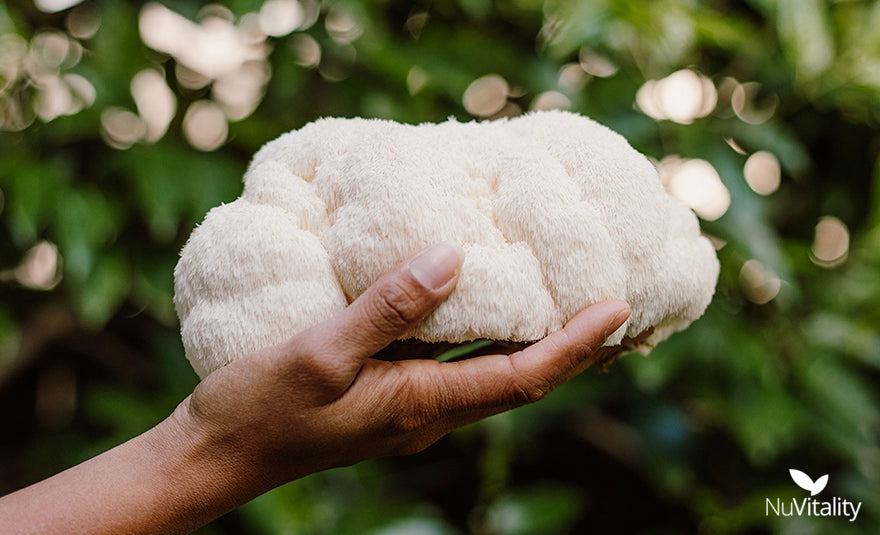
[143,399,278,532]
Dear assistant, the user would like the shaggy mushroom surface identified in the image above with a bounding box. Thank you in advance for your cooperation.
[174,111,719,378]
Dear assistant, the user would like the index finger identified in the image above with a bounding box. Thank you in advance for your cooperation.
[398,300,631,428]
[505,299,631,400]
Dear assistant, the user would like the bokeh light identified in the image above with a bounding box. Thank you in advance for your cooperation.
[100,107,146,150]
[705,234,728,250]
[0,97,33,131]
[183,100,228,151]
[406,66,428,95]
[33,76,71,121]
[531,91,571,111]
[0,27,92,128]
[65,73,96,106]
[138,2,189,55]
[558,63,588,93]
[291,34,321,68]
[66,3,101,40]
[136,2,277,127]
[810,216,850,268]
[0,34,27,91]
[744,151,781,195]
[636,69,716,124]
[463,74,509,117]
[139,3,268,81]
[30,31,74,70]
[292,0,320,31]
[724,137,747,155]
[15,241,62,290]
[731,81,777,125]
[492,102,522,119]
[578,49,618,77]
[215,60,270,121]
[131,69,176,143]
[405,9,429,39]
[175,64,212,90]
[325,6,362,44]
[658,156,731,221]
[740,259,781,304]
[11,30,93,124]
[259,0,304,37]
[33,0,83,14]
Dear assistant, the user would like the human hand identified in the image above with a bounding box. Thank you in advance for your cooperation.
[165,242,631,497]
[0,242,630,535]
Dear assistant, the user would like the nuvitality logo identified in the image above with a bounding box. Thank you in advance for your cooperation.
[765,469,862,522]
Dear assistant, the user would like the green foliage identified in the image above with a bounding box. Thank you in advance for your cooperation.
[2,0,879,533]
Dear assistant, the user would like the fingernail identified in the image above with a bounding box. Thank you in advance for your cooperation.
[409,242,464,290]
[603,300,631,338]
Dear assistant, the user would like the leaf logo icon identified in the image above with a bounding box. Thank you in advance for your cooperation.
[789,469,829,496]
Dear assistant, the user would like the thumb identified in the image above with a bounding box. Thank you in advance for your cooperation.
[322,242,463,366]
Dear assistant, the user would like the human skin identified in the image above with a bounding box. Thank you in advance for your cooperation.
[0,243,630,534]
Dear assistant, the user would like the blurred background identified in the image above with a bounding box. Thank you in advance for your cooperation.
[1,0,879,533]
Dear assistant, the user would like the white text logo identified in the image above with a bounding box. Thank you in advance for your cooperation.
[765,469,862,523]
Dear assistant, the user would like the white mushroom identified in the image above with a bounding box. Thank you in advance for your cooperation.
[174,111,719,378]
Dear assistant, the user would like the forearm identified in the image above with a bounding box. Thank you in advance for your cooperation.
[0,403,272,535]
[0,244,630,534]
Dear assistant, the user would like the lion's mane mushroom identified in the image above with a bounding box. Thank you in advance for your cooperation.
[174,111,719,379]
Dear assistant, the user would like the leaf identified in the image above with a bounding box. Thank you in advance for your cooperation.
[52,187,122,283]
[484,485,584,535]
[74,251,130,327]
[117,144,243,242]
[777,0,834,82]
[368,517,458,535]
[726,381,807,464]
[0,155,67,247]
[789,469,815,493]
[435,339,493,362]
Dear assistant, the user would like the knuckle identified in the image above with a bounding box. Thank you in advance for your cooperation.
[377,369,428,434]
[388,410,425,434]
[295,350,334,380]
[545,328,583,370]
[284,346,351,401]
[506,356,555,404]
[368,278,424,334]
